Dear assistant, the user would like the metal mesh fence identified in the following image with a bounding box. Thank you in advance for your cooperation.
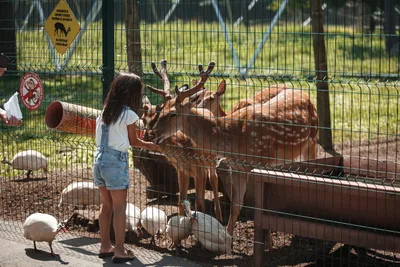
[0,0,399,266]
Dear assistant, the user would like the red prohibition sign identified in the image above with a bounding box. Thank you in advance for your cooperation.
[19,72,44,110]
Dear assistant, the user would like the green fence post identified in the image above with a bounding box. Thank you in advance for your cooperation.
[102,0,115,102]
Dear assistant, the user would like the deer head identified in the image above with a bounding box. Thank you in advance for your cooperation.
[143,60,215,142]
[150,61,215,144]
[196,80,227,117]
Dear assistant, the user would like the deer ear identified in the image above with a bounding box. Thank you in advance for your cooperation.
[142,95,151,105]
[217,80,226,96]
[176,84,189,93]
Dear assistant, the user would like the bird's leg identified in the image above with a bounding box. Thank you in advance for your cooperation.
[26,170,32,179]
[33,241,38,252]
[150,235,156,247]
[64,212,78,229]
[175,243,183,256]
[49,241,56,257]
[156,229,161,240]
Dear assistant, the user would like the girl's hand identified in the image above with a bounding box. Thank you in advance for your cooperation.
[0,67,6,77]
[128,122,159,152]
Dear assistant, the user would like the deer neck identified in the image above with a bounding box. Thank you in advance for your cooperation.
[180,108,239,159]
[215,104,227,117]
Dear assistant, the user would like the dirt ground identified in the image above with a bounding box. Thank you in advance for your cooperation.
[0,137,399,266]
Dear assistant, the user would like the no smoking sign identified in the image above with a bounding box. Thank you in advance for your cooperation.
[19,72,44,111]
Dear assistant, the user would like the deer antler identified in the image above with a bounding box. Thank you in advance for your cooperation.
[175,61,215,102]
[146,59,172,100]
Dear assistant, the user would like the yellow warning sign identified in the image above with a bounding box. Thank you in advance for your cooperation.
[44,0,80,55]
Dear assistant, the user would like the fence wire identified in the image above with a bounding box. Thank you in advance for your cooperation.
[0,0,399,266]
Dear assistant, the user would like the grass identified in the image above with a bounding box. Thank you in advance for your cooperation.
[16,21,399,77]
[1,21,399,178]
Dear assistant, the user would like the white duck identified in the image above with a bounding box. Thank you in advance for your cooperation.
[140,206,167,246]
[23,213,66,256]
[182,200,232,254]
[165,215,191,254]
[126,203,141,233]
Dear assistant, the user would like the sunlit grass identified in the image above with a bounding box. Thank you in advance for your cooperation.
[16,21,398,77]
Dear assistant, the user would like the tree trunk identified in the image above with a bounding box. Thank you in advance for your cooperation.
[125,0,142,76]
[311,0,334,153]
[125,0,143,116]
[384,0,400,55]
[0,1,16,71]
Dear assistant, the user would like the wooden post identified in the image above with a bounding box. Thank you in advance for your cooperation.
[311,0,334,152]
[253,173,266,266]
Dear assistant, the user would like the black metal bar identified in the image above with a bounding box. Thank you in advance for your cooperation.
[102,0,115,102]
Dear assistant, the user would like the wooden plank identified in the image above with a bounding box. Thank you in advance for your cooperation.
[274,156,344,176]
[251,170,400,199]
[343,156,400,180]
[253,177,265,267]
[263,214,400,253]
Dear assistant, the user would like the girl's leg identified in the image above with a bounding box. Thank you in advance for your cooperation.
[110,189,128,257]
[98,186,114,253]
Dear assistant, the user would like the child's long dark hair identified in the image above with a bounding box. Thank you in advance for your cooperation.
[102,72,142,125]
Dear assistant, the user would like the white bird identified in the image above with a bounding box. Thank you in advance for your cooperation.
[166,215,191,254]
[126,203,141,232]
[182,200,232,254]
[2,150,48,179]
[23,213,66,256]
[140,206,167,246]
[58,181,101,227]
[58,181,101,208]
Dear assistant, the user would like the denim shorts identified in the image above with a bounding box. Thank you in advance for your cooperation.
[93,148,129,190]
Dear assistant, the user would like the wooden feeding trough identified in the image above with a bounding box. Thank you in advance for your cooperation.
[134,149,232,199]
[252,156,400,266]
[133,149,179,199]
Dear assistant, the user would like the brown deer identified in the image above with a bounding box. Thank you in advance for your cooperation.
[150,81,319,235]
[142,60,223,222]
[195,83,292,209]
[197,83,288,117]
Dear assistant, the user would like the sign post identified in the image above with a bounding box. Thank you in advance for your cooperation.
[19,72,44,111]
[44,0,80,55]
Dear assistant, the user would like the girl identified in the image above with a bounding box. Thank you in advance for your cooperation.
[93,72,158,263]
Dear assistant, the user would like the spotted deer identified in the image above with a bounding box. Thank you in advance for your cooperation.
[142,60,223,222]
[150,81,319,235]
[195,83,291,209]
[197,83,288,117]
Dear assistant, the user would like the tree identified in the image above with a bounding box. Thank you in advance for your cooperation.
[312,0,335,153]
[125,0,142,77]
[125,0,143,116]
[0,1,16,71]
